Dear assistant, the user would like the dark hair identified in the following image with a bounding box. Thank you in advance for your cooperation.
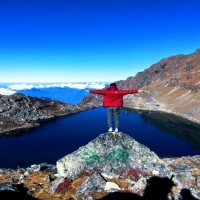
[110,83,117,86]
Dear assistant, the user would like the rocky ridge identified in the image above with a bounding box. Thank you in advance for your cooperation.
[79,48,200,124]
[0,133,200,199]
[0,92,91,137]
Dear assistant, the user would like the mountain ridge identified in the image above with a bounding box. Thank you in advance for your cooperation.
[0,48,200,136]
[79,48,200,124]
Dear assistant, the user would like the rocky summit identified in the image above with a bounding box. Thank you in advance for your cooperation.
[0,133,200,199]
[56,132,170,180]
[56,132,200,199]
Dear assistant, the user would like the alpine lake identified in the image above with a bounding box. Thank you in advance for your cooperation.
[0,107,200,168]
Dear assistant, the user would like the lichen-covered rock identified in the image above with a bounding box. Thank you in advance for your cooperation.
[76,172,107,196]
[57,133,171,180]
[163,155,200,199]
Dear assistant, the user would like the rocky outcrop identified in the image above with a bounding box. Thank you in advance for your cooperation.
[55,132,200,199]
[0,163,59,199]
[76,173,107,196]
[162,156,200,196]
[0,133,200,199]
[0,93,91,137]
[79,48,200,124]
[56,132,169,180]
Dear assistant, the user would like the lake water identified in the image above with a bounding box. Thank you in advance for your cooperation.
[0,107,200,169]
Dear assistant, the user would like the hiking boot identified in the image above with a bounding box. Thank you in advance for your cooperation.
[115,128,118,133]
[108,127,113,132]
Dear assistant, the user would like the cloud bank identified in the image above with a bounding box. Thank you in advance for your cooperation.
[7,82,107,91]
[0,82,108,95]
[0,88,16,95]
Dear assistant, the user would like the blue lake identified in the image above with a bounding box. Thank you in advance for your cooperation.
[0,107,200,168]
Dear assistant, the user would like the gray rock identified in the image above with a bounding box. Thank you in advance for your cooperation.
[163,156,200,199]
[85,197,95,200]
[10,175,20,183]
[170,194,182,200]
[57,133,170,180]
[30,164,41,172]
[0,182,19,192]
[40,163,57,174]
[128,177,147,194]
[24,168,34,175]
[0,168,14,173]
[197,176,200,187]
[17,168,26,174]
[49,177,65,192]
[44,175,50,182]
[76,172,107,196]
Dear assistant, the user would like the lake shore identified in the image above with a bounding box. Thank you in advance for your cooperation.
[0,92,93,137]
[1,97,200,138]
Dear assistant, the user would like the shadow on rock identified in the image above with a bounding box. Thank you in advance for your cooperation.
[0,183,38,200]
[180,188,199,200]
[0,191,38,200]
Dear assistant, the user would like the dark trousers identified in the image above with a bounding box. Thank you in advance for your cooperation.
[106,107,120,128]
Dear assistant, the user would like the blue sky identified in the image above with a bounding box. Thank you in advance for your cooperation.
[0,0,200,82]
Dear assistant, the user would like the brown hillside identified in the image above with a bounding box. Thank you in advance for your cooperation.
[79,48,200,123]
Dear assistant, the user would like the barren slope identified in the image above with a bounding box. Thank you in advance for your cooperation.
[79,48,200,123]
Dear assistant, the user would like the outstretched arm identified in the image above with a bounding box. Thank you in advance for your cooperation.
[85,90,107,95]
[120,89,138,95]
[121,89,145,95]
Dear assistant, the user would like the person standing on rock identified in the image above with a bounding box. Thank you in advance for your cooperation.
[86,83,143,133]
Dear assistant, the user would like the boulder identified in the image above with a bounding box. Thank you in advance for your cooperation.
[56,133,171,180]
[49,177,65,192]
[76,172,107,196]
[0,182,19,192]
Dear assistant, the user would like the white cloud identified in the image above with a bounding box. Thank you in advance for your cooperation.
[0,88,16,95]
[86,83,106,89]
[8,84,35,90]
[8,82,107,90]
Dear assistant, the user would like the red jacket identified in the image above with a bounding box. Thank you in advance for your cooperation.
[89,86,138,107]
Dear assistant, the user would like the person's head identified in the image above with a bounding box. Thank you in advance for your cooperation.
[110,83,117,87]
